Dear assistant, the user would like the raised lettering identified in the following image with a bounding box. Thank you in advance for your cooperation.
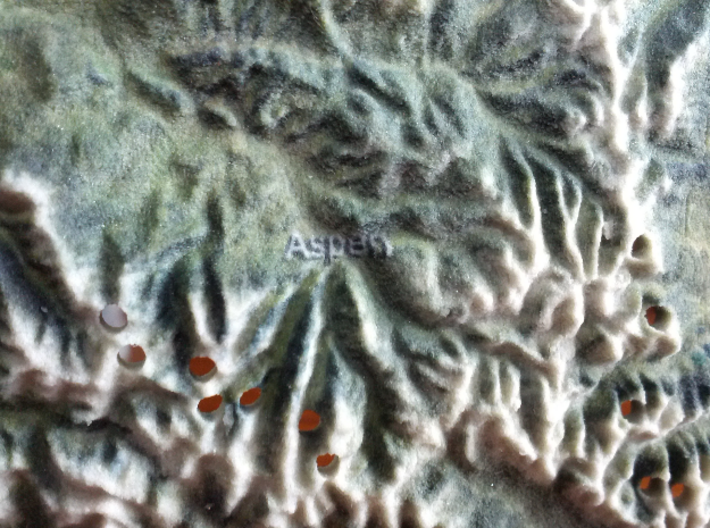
[307,237,324,259]
[285,233,310,259]
[346,235,366,257]
[368,235,392,258]
[325,235,345,264]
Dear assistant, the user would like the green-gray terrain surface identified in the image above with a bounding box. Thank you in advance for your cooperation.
[1,0,710,527]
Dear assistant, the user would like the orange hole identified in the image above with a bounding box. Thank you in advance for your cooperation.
[316,453,336,468]
[671,483,685,498]
[190,357,216,377]
[240,387,262,406]
[118,344,146,364]
[299,409,321,432]
[620,400,633,417]
[639,476,651,490]
[198,394,223,413]
[646,307,657,327]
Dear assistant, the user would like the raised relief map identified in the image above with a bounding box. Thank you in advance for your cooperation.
[1,0,710,527]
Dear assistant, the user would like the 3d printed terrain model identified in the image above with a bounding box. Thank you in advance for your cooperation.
[1,0,710,527]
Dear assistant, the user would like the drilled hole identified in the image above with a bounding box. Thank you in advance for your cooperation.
[100,304,128,330]
[638,476,651,490]
[646,307,657,326]
[316,453,336,468]
[0,189,35,214]
[646,306,671,331]
[198,395,223,413]
[620,400,633,417]
[299,409,321,432]
[631,235,651,258]
[620,399,643,421]
[672,482,694,510]
[117,344,146,367]
[671,482,685,499]
[189,357,216,378]
[239,387,262,406]
[639,477,666,496]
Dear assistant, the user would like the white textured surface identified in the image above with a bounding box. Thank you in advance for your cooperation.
[0,0,709,527]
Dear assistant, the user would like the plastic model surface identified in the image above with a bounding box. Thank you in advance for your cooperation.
[1,1,710,527]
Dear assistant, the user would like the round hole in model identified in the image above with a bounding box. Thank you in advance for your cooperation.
[100,304,128,330]
[620,399,643,420]
[0,189,35,214]
[620,400,632,416]
[189,357,216,378]
[299,410,321,432]
[638,476,665,495]
[198,395,223,413]
[240,387,262,406]
[671,482,685,498]
[631,235,652,259]
[117,344,146,366]
[316,453,337,468]
[645,306,671,331]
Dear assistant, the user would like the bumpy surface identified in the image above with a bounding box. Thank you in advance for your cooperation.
[1,0,710,527]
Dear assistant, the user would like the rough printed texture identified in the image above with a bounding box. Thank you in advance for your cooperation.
[1,0,710,527]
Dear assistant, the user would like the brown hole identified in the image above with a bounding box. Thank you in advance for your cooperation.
[671,483,685,498]
[639,476,651,490]
[239,387,262,406]
[645,306,671,331]
[620,400,633,417]
[190,357,216,377]
[316,453,336,468]
[631,235,651,258]
[198,395,223,413]
[0,189,35,214]
[646,306,657,326]
[299,409,321,432]
[117,344,146,365]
